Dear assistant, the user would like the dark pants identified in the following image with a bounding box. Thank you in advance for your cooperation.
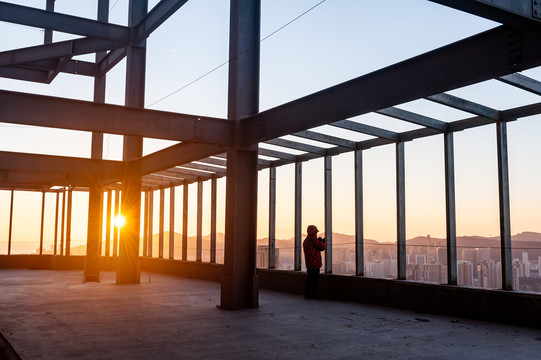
[305,268,320,299]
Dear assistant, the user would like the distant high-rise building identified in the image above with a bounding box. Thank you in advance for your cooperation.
[256,245,280,269]
[415,254,426,265]
[458,261,473,286]
[512,260,521,290]
[436,247,447,265]
[477,248,491,264]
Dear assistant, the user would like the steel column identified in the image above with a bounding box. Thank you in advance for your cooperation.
[220,0,261,310]
[294,162,302,271]
[268,167,276,269]
[54,191,59,255]
[444,132,458,285]
[105,189,112,256]
[159,188,164,258]
[210,178,217,263]
[147,190,154,257]
[8,190,14,255]
[117,0,147,284]
[44,0,54,44]
[396,143,406,280]
[324,155,333,273]
[354,149,364,276]
[143,191,149,257]
[496,121,513,290]
[113,189,120,257]
[66,188,73,256]
[182,183,188,260]
[197,181,203,262]
[39,191,45,255]
[60,188,65,255]
[169,186,175,260]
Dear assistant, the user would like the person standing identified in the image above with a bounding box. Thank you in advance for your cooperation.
[303,225,326,299]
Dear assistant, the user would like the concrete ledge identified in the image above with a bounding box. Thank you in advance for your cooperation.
[140,257,223,282]
[0,255,116,271]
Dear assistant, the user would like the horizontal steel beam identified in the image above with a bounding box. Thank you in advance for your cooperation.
[240,25,541,145]
[0,90,233,145]
[0,37,124,67]
[428,0,541,28]
[426,93,500,120]
[96,48,127,77]
[180,162,227,175]
[265,138,327,155]
[0,2,130,42]
[19,59,96,77]
[136,142,226,176]
[0,66,49,83]
[498,73,541,96]
[330,120,399,141]
[0,151,124,181]
[258,147,297,161]
[293,130,356,149]
[134,0,189,43]
[376,106,447,131]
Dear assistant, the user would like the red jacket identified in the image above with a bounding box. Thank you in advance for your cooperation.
[303,235,326,270]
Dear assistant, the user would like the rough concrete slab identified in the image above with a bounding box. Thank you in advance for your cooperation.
[0,269,540,359]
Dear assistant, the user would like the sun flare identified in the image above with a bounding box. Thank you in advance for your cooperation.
[114,215,126,229]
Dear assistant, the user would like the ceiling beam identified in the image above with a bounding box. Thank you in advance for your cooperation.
[329,120,398,141]
[376,107,448,131]
[0,2,130,42]
[134,0,189,43]
[293,130,357,149]
[426,93,500,120]
[239,25,541,146]
[0,90,233,145]
[136,142,226,176]
[497,73,541,96]
[265,138,327,155]
[0,37,124,67]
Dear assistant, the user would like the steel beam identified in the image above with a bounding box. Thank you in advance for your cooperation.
[137,143,225,176]
[330,120,399,141]
[265,138,326,156]
[354,149,364,276]
[428,0,541,28]
[0,66,49,83]
[496,121,513,290]
[8,190,13,255]
[54,192,59,255]
[376,107,447,131]
[105,190,112,257]
[0,90,232,145]
[66,188,73,256]
[169,186,175,260]
[134,0,189,43]
[268,167,276,269]
[294,162,302,271]
[294,130,356,149]
[181,162,227,175]
[444,132,458,285]
[38,192,45,255]
[396,143,406,280]
[143,191,149,257]
[221,0,261,310]
[0,2,130,42]
[96,48,127,77]
[60,189,66,255]
[240,25,541,145]
[324,155,333,273]
[147,190,154,257]
[426,93,500,120]
[258,147,297,161]
[44,0,55,45]
[196,181,203,262]
[498,73,541,96]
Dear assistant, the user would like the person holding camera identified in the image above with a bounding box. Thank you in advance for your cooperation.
[303,225,326,299]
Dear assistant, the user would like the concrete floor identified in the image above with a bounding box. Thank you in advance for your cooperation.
[0,269,540,360]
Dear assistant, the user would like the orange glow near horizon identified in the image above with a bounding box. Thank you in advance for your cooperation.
[114,215,126,229]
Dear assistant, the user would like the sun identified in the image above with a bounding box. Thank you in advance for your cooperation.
[114,214,126,229]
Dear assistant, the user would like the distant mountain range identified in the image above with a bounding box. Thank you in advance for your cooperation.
[69,231,541,260]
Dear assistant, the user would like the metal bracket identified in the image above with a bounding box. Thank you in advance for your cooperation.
[534,0,541,20]
[194,117,203,140]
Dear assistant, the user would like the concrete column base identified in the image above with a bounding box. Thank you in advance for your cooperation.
[84,274,100,283]
[220,274,259,310]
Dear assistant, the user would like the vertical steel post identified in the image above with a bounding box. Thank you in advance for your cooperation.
[444,132,458,285]
[85,0,109,282]
[60,188,66,255]
[147,190,154,257]
[497,121,513,290]
[8,190,14,255]
[396,142,407,280]
[54,191,59,255]
[159,188,165,258]
[44,0,54,44]
[324,155,333,273]
[143,191,148,257]
[105,189,112,257]
[169,186,175,260]
[117,0,147,284]
[268,167,276,269]
[294,162,302,271]
[39,191,45,255]
[210,178,217,263]
[182,183,188,261]
[66,188,73,256]
[221,0,261,309]
[354,149,364,276]
[113,189,120,257]
[196,181,203,262]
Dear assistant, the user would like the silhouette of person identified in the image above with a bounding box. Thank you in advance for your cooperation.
[303,225,326,299]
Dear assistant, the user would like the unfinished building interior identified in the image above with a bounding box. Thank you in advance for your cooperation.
[1,1,541,355]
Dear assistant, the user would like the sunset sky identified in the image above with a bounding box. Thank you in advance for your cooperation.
[1,0,541,254]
